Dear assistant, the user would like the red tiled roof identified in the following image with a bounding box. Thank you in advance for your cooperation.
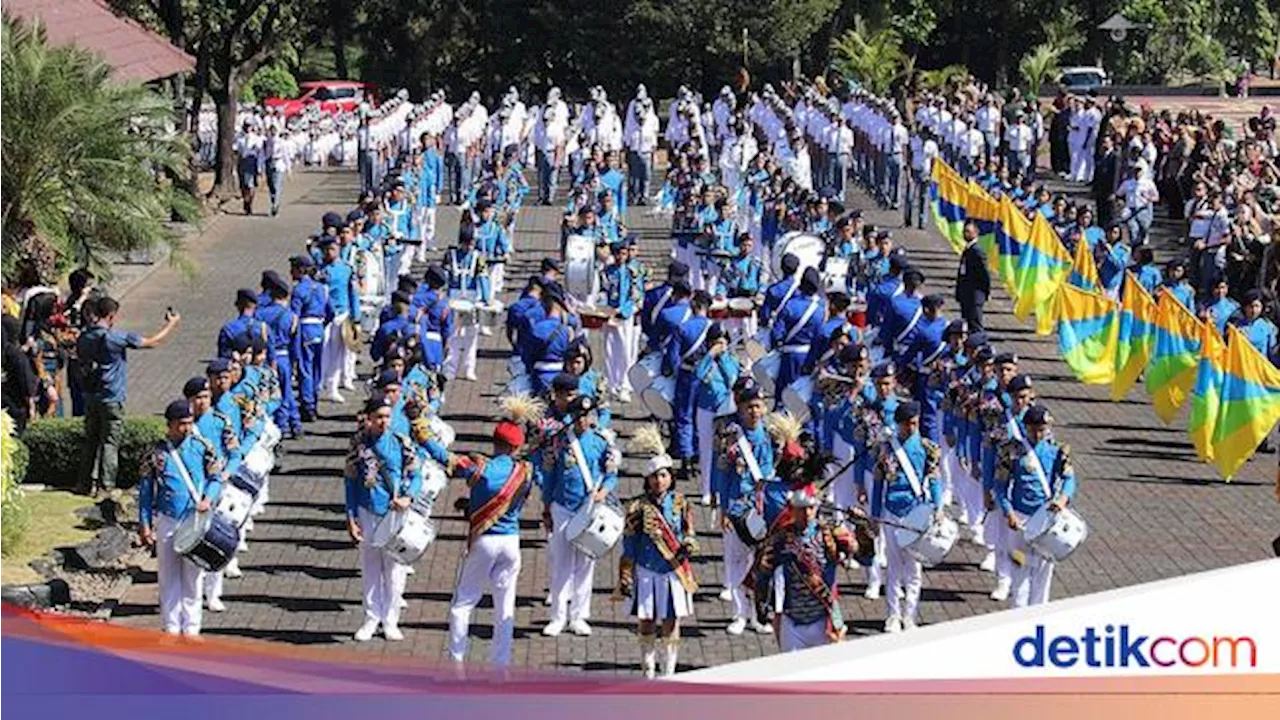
[5,0,194,83]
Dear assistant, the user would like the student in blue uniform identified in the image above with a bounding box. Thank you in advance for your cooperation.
[255,272,300,437]
[883,268,926,363]
[1236,289,1279,364]
[447,420,534,667]
[1199,278,1240,336]
[664,291,712,477]
[217,289,266,359]
[444,230,488,380]
[528,285,578,394]
[693,323,739,504]
[1130,245,1162,296]
[415,265,454,374]
[506,276,545,372]
[866,252,909,330]
[760,253,801,328]
[713,382,777,637]
[1158,258,1196,310]
[137,399,224,637]
[870,401,942,633]
[317,235,361,402]
[642,261,689,350]
[289,255,328,423]
[345,391,423,643]
[372,290,417,363]
[541,395,618,638]
[771,268,826,408]
[994,404,1077,608]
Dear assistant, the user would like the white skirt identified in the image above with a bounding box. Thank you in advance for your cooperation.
[631,565,693,621]
[779,614,830,653]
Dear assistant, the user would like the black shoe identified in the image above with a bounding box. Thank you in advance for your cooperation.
[300,408,316,423]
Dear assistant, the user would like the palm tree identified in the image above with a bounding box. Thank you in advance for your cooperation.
[830,15,907,96]
[1019,42,1063,99]
[1,17,197,284]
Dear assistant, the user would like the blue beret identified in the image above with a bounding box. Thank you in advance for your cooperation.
[365,390,393,413]
[1009,374,1034,393]
[375,369,402,388]
[206,358,232,375]
[182,377,208,398]
[321,211,343,229]
[871,361,896,378]
[552,372,578,392]
[236,288,258,305]
[894,401,921,423]
[668,261,689,278]
[426,265,448,286]
[945,319,969,337]
[346,208,365,223]
[164,400,193,421]
[1024,405,1051,425]
[290,254,315,268]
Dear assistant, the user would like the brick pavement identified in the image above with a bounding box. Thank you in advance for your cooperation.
[112,166,1280,674]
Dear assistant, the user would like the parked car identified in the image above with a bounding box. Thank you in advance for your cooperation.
[1057,67,1110,93]
[263,81,376,117]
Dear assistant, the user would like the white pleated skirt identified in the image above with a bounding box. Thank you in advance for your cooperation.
[631,565,693,621]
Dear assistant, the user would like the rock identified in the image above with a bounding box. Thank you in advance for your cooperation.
[28,555,60,579]
[64,525,132,570]
[1,579,71,609]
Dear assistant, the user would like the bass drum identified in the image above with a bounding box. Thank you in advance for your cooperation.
[564,233,596,299]
[627,351,663,395]
[772,231,825,280]
[640,374,677,421]
[781,375,814,422]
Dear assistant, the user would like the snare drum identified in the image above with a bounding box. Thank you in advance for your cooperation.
[627,351,663,395]
[243,443,274,479]
[448,299,477,325]
[259,419,282,452]
[500,373,533,398]
[752,350,782,396]
[731,508,769,546]
[427,415,456,448]
[371,508,437,565]
[579,308,613,329]
[172,511,239,572]
[229,465,264,500]
[742,332,769,363]
[781,376,814,421]
[847,303,868,329]
[709,298,730,319]
[823,256,851,292]
[891,504,958,567]
[640,374,677,420]
[564,496,625,559]
[479,300,506,326]
[414,460,450,517]
[1022,506,1088,562]
[215,484,255,528]
[728,297,756,318]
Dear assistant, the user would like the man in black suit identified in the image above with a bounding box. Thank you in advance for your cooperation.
[955,220,990,332]
[1093,134,1120,227]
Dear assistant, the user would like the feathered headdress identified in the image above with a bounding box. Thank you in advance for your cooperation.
[767,411,822,488]
[499,393,546,427]
[628,424,673,478]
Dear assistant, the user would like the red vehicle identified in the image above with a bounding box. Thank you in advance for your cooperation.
[263,80,377,117]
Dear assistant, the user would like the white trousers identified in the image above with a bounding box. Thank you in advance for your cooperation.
[604,322,635,394]
[983,510,1012,581]
[944,443,983,530]
[1007,512,1055,607]
[1069,142,1092,183]
[358,507,408,625]
[416,205,438,257]
[449,534,521,666]
[156,514,204,635]
[779,615,829,653]
[320,313,355,393]
[548,502,596,624]
[831,437,857,510]
[722,528,755,621]
[696,407,716,498]
[445,323,479,379]
[488,263,505,300]
[883,513,923,622]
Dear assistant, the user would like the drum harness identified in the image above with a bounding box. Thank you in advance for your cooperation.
[1007,413,1054,500]
[167,441,206,518]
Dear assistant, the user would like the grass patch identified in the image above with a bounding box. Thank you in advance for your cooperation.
[0,490,96,586]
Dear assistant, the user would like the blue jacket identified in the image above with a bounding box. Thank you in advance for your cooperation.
[642,283,676,342]
[695,351,739,412]
[622,492,693,574]
[664,313,711,376]
[344,429,423,518]
[761,277,798,327]
[995,437,1077,517]
[870,432,942,519]
[372,313,415,362]
[320,259,361,320]
[454,454,531,537]
[195,407,242,474]
[138,435,224,528]
[715,421,775,519]
[290,276,329,347]
[417,291,455,371]
[604,263,639,319]
[771,293,825,353]
[541,429,618,513]
[217,313,267,359]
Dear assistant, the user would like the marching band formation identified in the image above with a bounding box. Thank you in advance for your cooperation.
[141,79,1088,675]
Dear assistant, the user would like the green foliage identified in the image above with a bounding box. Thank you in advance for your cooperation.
[0,485,27,557]
[19,416,166,490]
[918,64,968,92]
[1020,42,1063,97]
[831,15,908,95]
[1,18,198,284]
[243,63,300,103]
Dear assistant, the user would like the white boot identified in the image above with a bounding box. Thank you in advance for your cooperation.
[662,638,680,677]
[354,618,378,642]
[990,576,1012,602]
[640,635,657,679]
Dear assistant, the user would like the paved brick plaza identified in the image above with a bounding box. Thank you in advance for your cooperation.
[110,167,1280,673]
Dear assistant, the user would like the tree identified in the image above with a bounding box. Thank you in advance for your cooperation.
[1019,42,1063,97]
[111,1,304,199]
[830,15,908,95]
[1,18,197,283]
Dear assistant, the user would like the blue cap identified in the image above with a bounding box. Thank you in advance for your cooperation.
[870,361,896,378]
[182,377,208,398]
[206,358,232,375]
[894,401,921,423]
[1024,405,1051,425]
[375,369,402,388]
[321,211,343,229]
[164,399,193,421]
[552,372,578,393]
[346,208,366,224]
[290,254,315,268]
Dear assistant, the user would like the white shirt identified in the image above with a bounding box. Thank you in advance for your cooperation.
[1118,177,1159,211]
[1005,124,1032,152]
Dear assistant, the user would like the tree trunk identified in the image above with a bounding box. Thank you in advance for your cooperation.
[210,79,240,200]
[330,0,350,79]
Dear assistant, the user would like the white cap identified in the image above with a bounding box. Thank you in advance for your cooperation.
[644,454,674,477]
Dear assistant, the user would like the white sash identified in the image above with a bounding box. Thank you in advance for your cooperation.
[783,296,821,345]
[569,433,598,494]
[888,434,924,499]
[680,322,712,364]
[650,287,673,325]
[736,430,765,484]
[776,279,800,316]
[894,305,923,348]
[921,340,948,367]
[167,443,202,503]
[1009,415,1053,498]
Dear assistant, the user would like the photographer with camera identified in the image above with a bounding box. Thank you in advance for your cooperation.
[75,297,181,498]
